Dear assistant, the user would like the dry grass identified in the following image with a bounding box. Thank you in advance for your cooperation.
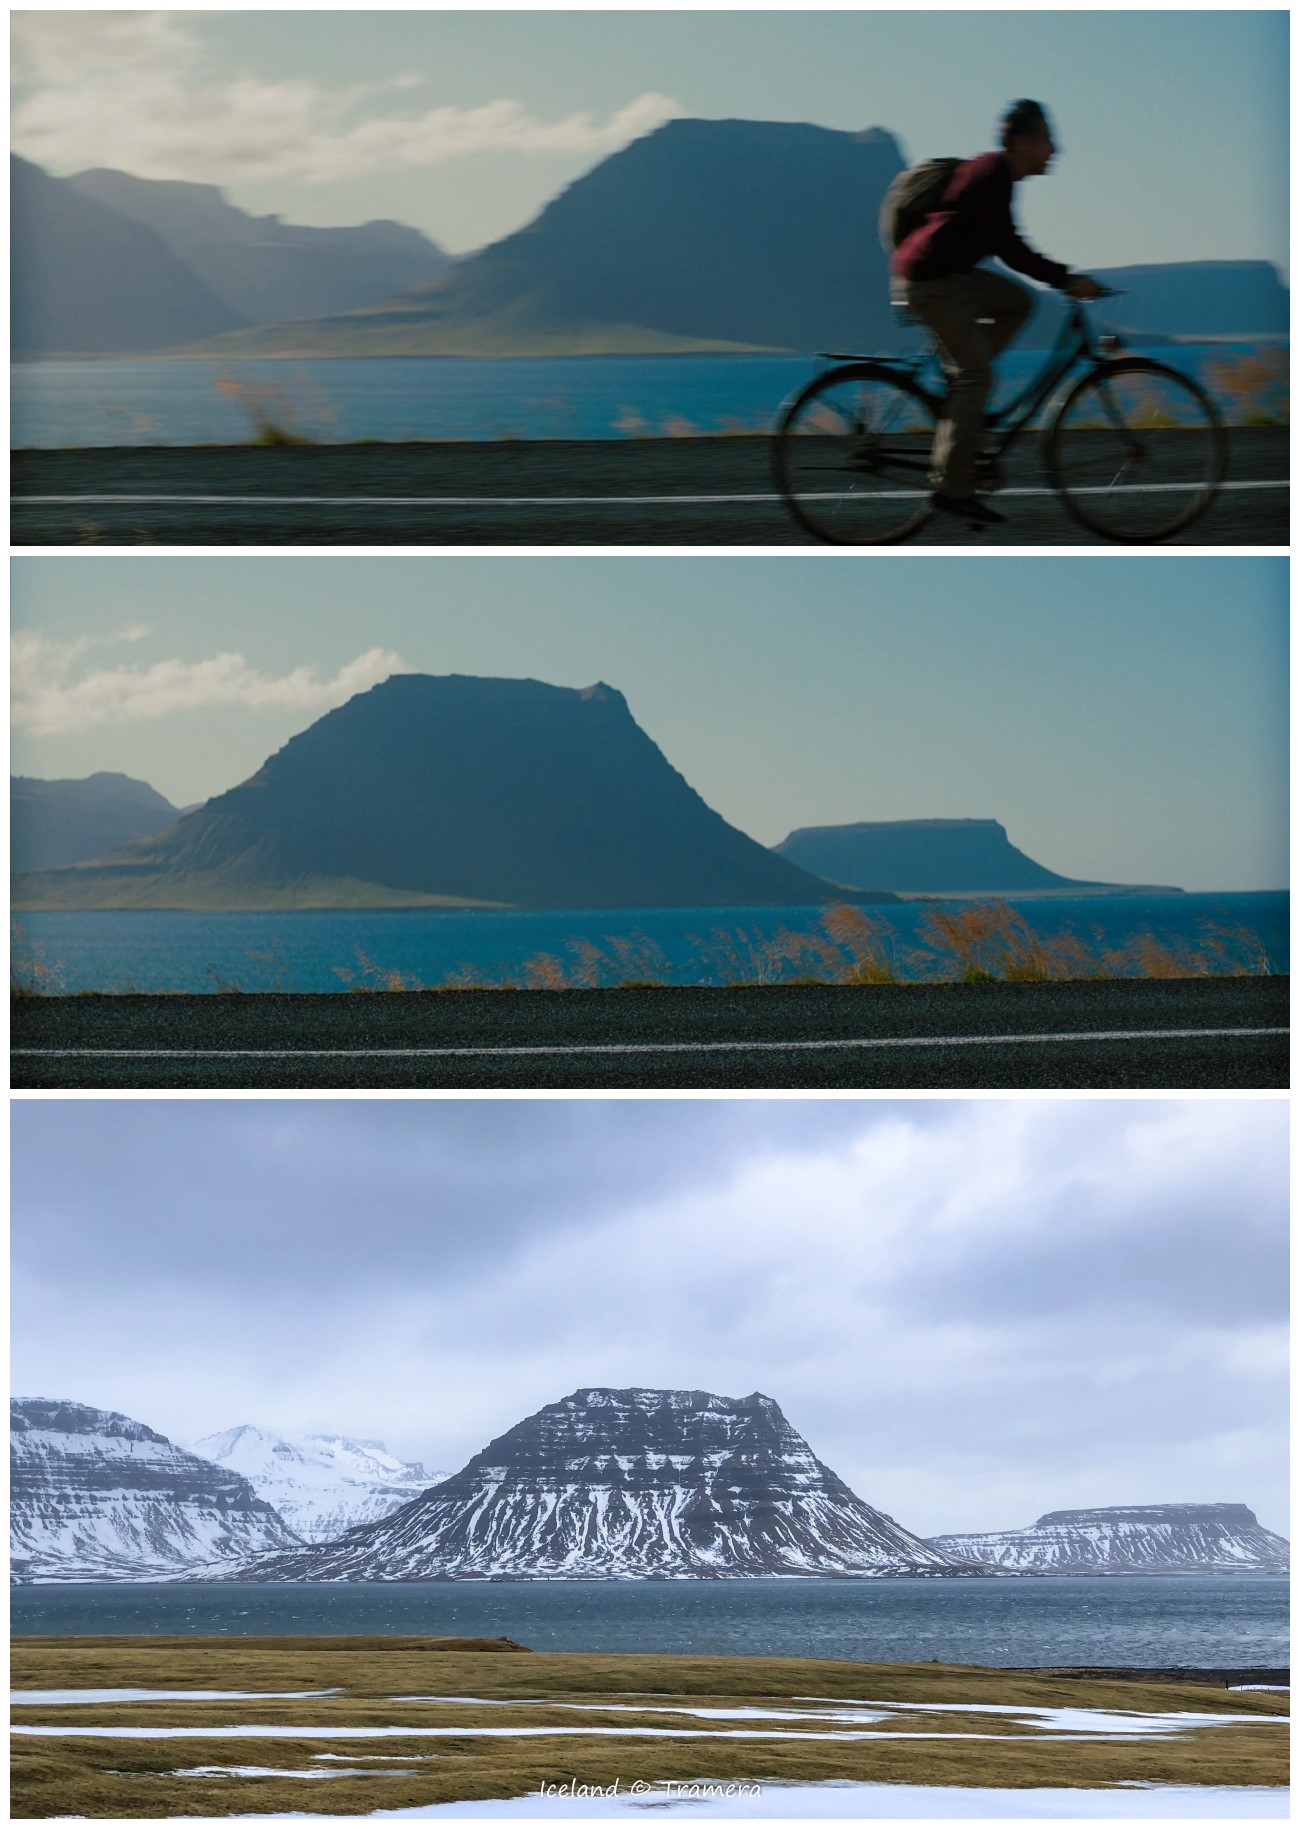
[9,904,1278,998]
[10,1637,1288,1819]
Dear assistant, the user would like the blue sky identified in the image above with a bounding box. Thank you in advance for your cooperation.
[11,555,1287,892]
[11,10,1289,264]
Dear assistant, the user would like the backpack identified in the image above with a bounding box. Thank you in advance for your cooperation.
[878,157,963,251]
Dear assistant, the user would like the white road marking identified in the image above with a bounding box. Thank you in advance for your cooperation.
[11,1026,1287,1061]
[12,480,1286,508]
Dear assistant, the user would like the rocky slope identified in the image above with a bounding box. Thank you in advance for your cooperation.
[11,1398,300,1582]
[11,773,180,872]
[773,818,1179,897]
[13,674,893,911]
[187,1424,449,1543]
[931,1504,1289,1575]
[238,1387,974,1580]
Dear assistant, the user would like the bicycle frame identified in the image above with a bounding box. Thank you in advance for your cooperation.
[820,298,1112,457]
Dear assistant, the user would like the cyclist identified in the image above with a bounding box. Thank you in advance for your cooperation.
[893,99,1105,526]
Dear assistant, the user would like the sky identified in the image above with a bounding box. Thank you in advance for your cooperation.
[10,10,1289,265]
[10,555,1288,892]
[10,1098,1289,1538]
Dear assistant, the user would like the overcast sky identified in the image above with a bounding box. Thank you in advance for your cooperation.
[11,1098,1288,1538]
[11,556,1288,892]
[11,11,1287,267]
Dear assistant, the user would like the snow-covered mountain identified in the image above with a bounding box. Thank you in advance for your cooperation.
[11,1398,301,1582]
[186,1424,448,1543]
[930,1504,1289,1575]
[239,1386,975,1580]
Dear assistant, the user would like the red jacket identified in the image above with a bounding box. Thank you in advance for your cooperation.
[893,152,1070,289]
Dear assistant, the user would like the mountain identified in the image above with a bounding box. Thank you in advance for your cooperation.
[66,167,454,329]
[11,1397,301,1582]
[931,1504,1289,1576]
[12,154,242,356]
[183,120,908,358]
[235,1386,974,1580]
[11,773,180,872]
[1089,262,1288,340]
[187,1425,450,1544]
[772,818,1180,897]
[12,674,895,911]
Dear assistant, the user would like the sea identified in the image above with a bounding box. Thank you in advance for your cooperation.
[11,890,1286,996]
[10,342,1286,448]
[11,1577,1288,1668]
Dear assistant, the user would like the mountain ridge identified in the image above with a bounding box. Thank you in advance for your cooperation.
[234,1385,976,1581]
[931,1503,1289,1575]
[12,673,894,912]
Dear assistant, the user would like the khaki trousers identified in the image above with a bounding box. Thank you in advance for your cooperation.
[899,269,1035,497]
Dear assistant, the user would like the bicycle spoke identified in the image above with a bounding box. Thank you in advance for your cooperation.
[1047,361,1225,541]
[773,366,937,544]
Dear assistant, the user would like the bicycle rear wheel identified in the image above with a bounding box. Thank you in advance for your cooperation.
[773,364,937,544]
[1046,358,1227,541]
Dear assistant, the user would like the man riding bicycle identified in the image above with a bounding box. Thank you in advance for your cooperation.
[892,99,1105,526]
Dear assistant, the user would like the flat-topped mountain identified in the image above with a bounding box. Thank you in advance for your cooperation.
[931,1503,1289,1575]
[11,772,180,872]
[773,819,1180,897]
[13,674,893,912]
[187,1424,449,1544]
[237,1386,974,1580]
[186,119,907,357]
[11,1397,300,1582]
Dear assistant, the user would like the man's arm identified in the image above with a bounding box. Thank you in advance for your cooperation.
[972,164,1071,289]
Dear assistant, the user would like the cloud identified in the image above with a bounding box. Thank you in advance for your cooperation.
[11,627,411,734]
[11,13,684,186]
[10,1100,1288,1535]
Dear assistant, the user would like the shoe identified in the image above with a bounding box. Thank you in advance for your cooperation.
[930,492,1007,527]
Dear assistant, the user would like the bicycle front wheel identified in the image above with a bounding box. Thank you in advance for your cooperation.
[773,364,937,544]
[1046,358,1227,541]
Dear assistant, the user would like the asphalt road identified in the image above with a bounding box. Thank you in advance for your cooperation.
[11,976,1287,1089]
[11,429,1287,544]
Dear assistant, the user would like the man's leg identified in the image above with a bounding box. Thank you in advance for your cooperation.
[904,272,1035,498]
[903,276,995,499]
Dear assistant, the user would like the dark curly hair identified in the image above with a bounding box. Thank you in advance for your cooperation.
[1000,99,1050,146]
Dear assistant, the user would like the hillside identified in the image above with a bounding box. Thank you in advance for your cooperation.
[184,119,907,358]
[932,1504,1289,1575]
[11,1397,299,1582]
[11,154,242,356]
[66,168,453,328]
[237,1387,975,1580]
[12,674,891,912]
[773,819,1180,896]
[11,773,180,872]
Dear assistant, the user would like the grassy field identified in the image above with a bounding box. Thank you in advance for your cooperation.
[11,1635,1288,1818]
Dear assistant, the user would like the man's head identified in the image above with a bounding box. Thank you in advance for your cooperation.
[1000,99,1056,178]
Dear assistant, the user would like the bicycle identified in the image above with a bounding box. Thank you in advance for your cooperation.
[771,289,1227,544]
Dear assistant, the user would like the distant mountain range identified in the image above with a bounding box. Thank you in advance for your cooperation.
[12,155,453,358]
[10,1398,299,1582]
[237,1387,973,1581]
[774,819,1181,897]
[931,1504,1289,1576]
[12,1394,1287,1584]
[11,773,181,872]
[15,127,1286,360]
[12,674,888,912]
[186,1424,449,1544]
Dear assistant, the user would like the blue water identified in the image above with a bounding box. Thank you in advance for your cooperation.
[10,341,1285,448]
[11,891,1286,995]
[10,1577,1288,1667]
